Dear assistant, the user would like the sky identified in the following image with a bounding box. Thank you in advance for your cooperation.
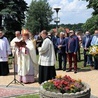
[24,0,93,24]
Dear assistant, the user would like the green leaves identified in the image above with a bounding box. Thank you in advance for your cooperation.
[0,0,28,35]
[86,0,98,15]
[82,0,98,33]
[82,15,98,33]
[25,0,53,33]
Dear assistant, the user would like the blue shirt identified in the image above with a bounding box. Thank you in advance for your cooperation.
[91,36,98,46]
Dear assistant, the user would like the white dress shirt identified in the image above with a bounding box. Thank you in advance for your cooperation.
[0,37,11,62]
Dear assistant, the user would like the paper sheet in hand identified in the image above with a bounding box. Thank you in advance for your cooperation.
[15,40,26,47]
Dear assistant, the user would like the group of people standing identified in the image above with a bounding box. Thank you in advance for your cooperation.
[0,29,98,85]
[82,30,98,70]
[55,30,79,73]
[0,29,56,84]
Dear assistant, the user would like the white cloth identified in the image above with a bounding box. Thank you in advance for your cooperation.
[16,39,38,76]
[38,38,56,66]
[10,37,22,54]
[10,37,22,72]
[0,37,11,62]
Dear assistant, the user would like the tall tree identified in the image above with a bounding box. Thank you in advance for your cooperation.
[82,15,98,33]
[86,0,98,15]
[0,0,28,35]
[26,0,53,33]
[82,0,98,33]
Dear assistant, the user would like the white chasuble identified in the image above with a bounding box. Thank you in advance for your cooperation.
[17,40,38,76]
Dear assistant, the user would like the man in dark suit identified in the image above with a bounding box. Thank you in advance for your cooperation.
[66,30,79,73]
[82,31,93,68]
[56,32,67,71]
[48,31,58,60]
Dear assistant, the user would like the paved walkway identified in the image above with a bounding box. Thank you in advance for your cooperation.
[0,86,39,98]
[0,69,98,98]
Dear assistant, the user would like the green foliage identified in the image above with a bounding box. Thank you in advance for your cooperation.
[26,0,53,34]
[82,0,98,33]
[17,94,39,98]
[49,23,84,33]
[82,15,98,33]
[60,23,83,31]
[43,82,59,92]
[0,0,28,39]
[86,0,98,15]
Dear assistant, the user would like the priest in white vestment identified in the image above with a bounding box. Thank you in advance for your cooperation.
[38,30,56,84]
[10,31,22,73]
[0,30,11,76]
[16,29,38,83]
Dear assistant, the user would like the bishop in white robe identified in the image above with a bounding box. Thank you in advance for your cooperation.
[16,29,38,83]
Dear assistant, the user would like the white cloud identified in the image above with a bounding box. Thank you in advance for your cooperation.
[48,0,93,24]
[25,0,93,24]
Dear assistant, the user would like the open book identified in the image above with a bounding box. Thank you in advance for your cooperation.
[15,40,26,47]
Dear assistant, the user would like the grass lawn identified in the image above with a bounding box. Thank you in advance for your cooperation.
[16,94,39,98]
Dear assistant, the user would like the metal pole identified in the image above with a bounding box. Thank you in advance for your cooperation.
[56,22,58,33]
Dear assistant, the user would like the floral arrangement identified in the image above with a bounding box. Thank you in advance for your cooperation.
[43,75,85,94]
[89,45,98,56]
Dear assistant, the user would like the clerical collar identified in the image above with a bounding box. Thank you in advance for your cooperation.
[0,36,4,39]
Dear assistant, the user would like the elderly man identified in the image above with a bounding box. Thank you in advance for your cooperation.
[38,30,56,84]
[56,32,67,71]
[91,30,98,70]
[0,30,11,76]
[10,31,22,73]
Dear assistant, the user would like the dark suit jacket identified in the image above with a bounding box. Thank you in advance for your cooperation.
[50,35,57,49]
[56,38,67,54]
[82,35,92,48]
[66,35,79,53]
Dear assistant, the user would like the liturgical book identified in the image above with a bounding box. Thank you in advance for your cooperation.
[15,40,26,47]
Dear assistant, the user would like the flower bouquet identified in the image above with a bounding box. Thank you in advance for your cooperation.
[89,45,98,57]
[43,75,85,94]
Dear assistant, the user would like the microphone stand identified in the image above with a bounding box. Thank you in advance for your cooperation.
[6,48,24,87]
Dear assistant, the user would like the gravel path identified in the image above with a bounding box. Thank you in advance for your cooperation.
[0,69,98,97]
